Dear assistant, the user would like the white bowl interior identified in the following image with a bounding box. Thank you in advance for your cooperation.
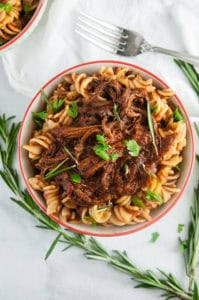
[19,62,194,236]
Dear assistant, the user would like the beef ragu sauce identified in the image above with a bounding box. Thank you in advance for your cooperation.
[37,76,175,207]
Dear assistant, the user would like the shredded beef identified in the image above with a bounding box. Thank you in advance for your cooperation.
[39,77,177,207]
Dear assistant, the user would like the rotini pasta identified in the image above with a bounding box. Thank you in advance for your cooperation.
[0,0,39,46]
[24,67,187,227]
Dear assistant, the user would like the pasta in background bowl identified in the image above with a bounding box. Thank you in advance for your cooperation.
[0,0,47,53]
[18,60,194,237]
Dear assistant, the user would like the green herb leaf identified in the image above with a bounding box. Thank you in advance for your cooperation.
[93,207,108,214]
[32,111,48,128]
[147,100,158,155]
[67,102,78,119]
[179,239,188,254]
[23,4,31,14]
[0,41,5,46]
[93,144,110,161]
[173,164,180,172]
[44,233,62,260]
[177,224,184,234]
[113,104,122,128]
[124,139,141,157]
[132,197,145,208]
[96,134,110,149]
[146,190,163,205]
[41,90,55,113]
[110,153,118,161]
[93,135,111,161]
[152,104,159,113]
[84,216,97,227]
[173,107,184,122]
[150,232,160,243]
[70,173,81,183]
[0,3,12,12]
[52,99,65,114]
[64,146,78,164]
[174,59,199,96]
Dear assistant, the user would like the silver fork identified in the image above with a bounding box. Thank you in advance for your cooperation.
[76,12,199,66]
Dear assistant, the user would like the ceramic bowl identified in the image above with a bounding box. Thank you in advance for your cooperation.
[18,60,195,237]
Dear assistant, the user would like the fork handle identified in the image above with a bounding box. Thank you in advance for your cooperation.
[151,46,199,66]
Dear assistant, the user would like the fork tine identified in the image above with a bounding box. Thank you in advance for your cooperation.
[80,12,126,38]
[75,28,118,54]
[80,12,123,34]
[76,22,122,49]
[78,17,121,41]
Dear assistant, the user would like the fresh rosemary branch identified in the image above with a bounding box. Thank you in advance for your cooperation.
[182,124,199,291]
[174,60,199,96]
[146,99,158,155]
[0,114,197,300]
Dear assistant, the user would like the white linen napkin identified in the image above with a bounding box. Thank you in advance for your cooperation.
[1,0,199,115]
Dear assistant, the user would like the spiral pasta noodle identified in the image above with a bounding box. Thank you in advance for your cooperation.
[24,66,187,227]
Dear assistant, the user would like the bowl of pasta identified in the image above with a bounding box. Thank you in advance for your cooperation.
[0,0,47,53]
[18,60,194,237]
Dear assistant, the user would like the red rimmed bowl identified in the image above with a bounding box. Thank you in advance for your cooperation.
[18,60,195,237]
[0,0,47,54]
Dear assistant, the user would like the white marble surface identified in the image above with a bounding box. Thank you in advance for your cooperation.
[0,0,199,299]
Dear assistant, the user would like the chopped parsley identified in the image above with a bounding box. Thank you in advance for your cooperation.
[179,239,188,254]
[23,4,31,14]
[110,153,118,161]
[32,111,48,128]
[146,190,163,205]
[93,134,111,161]
[150,232,160,243]
[67,102,78,119]
[173,107,184,122]
[70,173,81,183]
[0,3,12,12]
[41,89,64,114]
[124,139,141,157]
[177,224,184,234]
[152,104,160,113]
[132,197,145,208]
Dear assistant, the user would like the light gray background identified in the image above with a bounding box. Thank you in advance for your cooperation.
[0,0,199,299]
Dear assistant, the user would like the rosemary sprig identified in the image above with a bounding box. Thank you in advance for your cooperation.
[0,114,197,300]
[64,145,78,165]
[113,104,122,129]
[182,124,199,291]
[174,60,199,96]
[146,99,158,155]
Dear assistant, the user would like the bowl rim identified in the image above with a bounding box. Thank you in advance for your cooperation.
[18,59,195,237]
[0,0,46,51]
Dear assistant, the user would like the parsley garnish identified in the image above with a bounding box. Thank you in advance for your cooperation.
[83,216,97,227]
[67,103,78,119]
[93,134,111,161]
[132,197,145,208]
[41,90,64,114]
[70,173,81,183]
[146,190,163,205]
[110,153,118,161]
[32,111,48,128]
[0,3,12,12]
[52,99,65,114]
[152,104,159,113]
[150,232,160,243]
[124,139,141,157]
[23,4,31,14]
[179,239,188,254]
[173,107,184,122]
[177,224,184,234]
